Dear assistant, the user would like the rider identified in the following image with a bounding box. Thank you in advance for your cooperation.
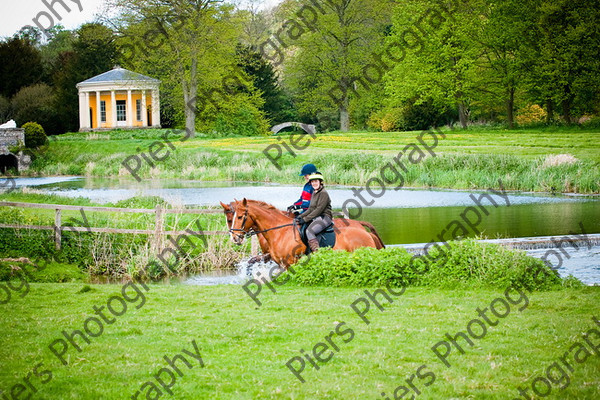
[294,172,332,252]
[287,163,318,215]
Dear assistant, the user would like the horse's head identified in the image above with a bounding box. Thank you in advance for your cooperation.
[220,201,235,230]
[228,198,255,245]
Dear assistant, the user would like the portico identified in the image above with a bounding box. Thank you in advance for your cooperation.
[76,66,161,131]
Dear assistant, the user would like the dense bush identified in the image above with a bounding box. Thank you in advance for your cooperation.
[209,102,270,136]
[367,99,456,132]
[367,107,405,132]
[289,239,574,291]
[516,104,547,125]
[22,121,48,148]
[12,84,60,133]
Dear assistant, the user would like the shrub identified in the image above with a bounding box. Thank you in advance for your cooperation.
[22,121,48,148]
[516,104,547,125]
[289,240,568,291]
[12,83,59,133]
[211,104,269,136]
[367,107,405,132]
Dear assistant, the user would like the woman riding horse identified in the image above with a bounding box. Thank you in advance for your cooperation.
[228,198,381,268]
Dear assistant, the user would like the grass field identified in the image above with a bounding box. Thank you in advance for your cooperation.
[1,283,599,399]
[18,126,600,193]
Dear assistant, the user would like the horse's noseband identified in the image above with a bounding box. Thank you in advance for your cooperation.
[229,208,252,239]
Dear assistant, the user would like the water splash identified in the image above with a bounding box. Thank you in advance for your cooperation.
[184,256,280,286]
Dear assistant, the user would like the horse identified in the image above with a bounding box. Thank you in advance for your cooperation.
[227,198,382,267]
[220,200,385,264]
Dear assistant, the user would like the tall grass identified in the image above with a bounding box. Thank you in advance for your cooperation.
[17,128,600,193]
[0,194,248,278]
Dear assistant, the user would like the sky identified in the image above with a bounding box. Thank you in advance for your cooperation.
[0,0,282,39]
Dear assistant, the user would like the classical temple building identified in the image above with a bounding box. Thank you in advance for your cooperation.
[76,66,160,131]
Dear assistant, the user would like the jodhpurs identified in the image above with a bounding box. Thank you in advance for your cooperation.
[306,216,333,241]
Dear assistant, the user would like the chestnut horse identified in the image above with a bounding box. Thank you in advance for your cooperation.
[220,200,385,263]
[227,198,382,267]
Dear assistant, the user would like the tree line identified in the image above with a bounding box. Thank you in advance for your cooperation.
[1,0,598,135]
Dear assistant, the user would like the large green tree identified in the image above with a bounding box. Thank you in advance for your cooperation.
[52,23,118,133]
[524,0,600,123]
[384,0,486,129]
[285,0,392,131]
[236,44,295,124]
[110,0,244,136]
[0,37,43,98]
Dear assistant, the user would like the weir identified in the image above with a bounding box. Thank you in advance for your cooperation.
[395,234,600,252]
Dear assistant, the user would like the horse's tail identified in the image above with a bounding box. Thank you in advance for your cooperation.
[357,220,385,249]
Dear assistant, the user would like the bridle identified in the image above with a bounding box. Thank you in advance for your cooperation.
[227,203,298,240]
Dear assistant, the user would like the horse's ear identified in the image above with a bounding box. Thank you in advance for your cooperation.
[242,198,248,206]
[219,201,229,210]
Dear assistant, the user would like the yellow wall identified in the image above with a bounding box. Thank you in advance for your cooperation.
[89,92,153,129]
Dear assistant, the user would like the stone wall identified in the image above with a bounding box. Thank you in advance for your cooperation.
[0,128,25,149]
[0,128,29,171]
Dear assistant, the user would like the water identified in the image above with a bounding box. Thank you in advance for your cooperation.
[6,176,600,284]
[526,245,600,286]
[10,176,599,245]
[184,259,281,286]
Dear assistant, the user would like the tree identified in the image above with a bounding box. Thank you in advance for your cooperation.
[384,0,485,129]
[285,0,392,131]
[0,38,43,98]
[52,23,118,133]
[39,26,75,82]
[524,0,600,123]
[12,84,59,133]
[109,0,242,137]
[236,44,295,124]
[0,95,11,122]
[466,0,534,128]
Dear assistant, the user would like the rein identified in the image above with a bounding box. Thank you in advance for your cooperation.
[228,204,299,239]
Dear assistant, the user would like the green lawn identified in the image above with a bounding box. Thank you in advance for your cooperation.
[1,283,598,399]
[19,126,600,193]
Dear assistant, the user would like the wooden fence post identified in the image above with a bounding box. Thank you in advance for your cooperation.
[153,205,165,252]
[54,209,61,250]
[251,235,259,256]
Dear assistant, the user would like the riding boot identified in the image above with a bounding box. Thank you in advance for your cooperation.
[308,238,320,252]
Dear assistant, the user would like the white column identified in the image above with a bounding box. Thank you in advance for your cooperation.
[151,88,161,127]
[78,91,86,131]
[95,91,101,129]
[141,90,147,127]
[111,90,117,127]
[127,89,133,127]
[84,92,91,130]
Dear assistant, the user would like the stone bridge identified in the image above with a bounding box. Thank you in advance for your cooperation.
[0,128,30,173]
[271,122,317,135]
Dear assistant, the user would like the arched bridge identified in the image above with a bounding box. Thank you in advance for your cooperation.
[271,122,316,135]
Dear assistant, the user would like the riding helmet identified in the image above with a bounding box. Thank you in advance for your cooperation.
[307,172,324,183]
[299,163,317,176]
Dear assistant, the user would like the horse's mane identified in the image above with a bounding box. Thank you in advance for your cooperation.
[245,199,291,217]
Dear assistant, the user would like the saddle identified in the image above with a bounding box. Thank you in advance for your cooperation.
[297,222,336,254]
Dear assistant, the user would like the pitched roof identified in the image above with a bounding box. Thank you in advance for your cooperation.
[78,66,160,85]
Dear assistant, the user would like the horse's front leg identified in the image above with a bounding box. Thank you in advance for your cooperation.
[247,253,272,265]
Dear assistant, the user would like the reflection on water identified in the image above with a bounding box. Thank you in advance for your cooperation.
[8,176,596,208]
[12,176,598,245]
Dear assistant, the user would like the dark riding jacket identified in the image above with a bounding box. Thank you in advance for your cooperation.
[301,186,332,223]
